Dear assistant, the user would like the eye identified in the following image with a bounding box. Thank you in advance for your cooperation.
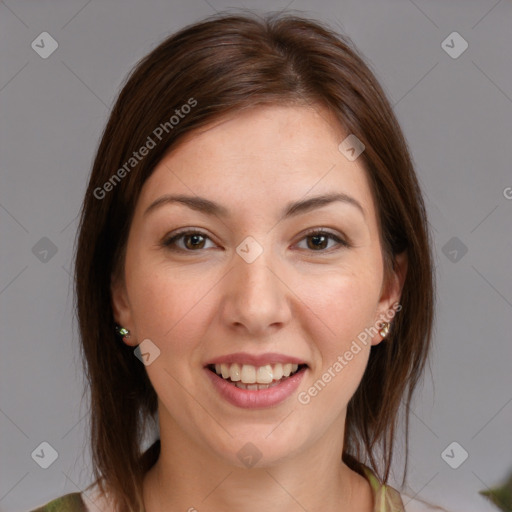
[162,229,216,251]
[162,228,350,253]
[295,229,349,252]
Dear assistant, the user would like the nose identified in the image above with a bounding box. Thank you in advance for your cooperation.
[220,245,293,336]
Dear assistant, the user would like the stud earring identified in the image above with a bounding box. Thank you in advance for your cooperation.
[115,324,131,342]
[379,321,390,338]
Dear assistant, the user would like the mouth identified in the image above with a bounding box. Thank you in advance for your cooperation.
[206,362,308,390]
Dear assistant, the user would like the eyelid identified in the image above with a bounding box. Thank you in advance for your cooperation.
[161,227,350,252]
[162,227,215,250]
[295,227,350,250]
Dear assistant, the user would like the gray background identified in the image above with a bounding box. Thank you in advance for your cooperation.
[1,0,511,511]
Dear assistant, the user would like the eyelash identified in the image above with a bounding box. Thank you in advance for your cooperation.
[161,228,350,253]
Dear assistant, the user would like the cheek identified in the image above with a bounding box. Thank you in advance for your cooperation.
[296,272,377,410]
[125,257,217,355]
[293,264,381,344]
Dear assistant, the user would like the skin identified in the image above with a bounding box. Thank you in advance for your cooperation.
[111,104,407,512]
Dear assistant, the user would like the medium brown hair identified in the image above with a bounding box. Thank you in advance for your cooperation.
[75,11,435,512]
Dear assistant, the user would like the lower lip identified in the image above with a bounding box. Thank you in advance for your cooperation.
[205,366,307,409]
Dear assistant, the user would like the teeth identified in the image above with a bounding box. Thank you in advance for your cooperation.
[212,362,302,384]
[234,381,282,390]
[220,364,230,379]
[240,364,256,383]
[256,365,273,384]
[273,363,284,380]
[230,363,241,381]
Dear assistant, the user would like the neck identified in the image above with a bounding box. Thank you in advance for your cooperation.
[142,418,373,512]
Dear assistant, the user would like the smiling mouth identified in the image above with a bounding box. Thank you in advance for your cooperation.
[207,362,308,390]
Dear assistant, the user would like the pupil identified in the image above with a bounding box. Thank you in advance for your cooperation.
[186,234,204,249]
[309,234,327,250]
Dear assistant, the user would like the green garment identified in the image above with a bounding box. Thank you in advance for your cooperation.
[28,464,405,512]
[29,492,87,512]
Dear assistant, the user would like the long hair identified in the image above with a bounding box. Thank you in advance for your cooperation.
[75,12,435,512]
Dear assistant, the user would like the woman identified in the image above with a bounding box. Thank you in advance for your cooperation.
[31,11,441,512]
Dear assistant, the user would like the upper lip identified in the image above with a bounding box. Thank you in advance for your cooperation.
[204,352,308,367]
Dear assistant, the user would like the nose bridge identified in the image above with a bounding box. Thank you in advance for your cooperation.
[234,237,278,298]
[224,235,290,331]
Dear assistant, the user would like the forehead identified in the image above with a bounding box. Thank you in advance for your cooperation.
[135,105,377,224]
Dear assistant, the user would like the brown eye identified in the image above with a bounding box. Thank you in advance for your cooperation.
[183,233,206,250]
[307,233,329,250]
[297,230,349,252]
[163,230,215,251]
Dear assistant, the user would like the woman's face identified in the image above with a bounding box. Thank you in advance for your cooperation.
[112,104,406,467]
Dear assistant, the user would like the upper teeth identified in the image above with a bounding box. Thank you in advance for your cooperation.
[214,363,299,384]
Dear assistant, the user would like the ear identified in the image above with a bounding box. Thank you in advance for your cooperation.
[111,275,137,346]
[371,250,408,346]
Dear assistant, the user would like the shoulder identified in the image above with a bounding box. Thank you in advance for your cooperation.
[28,483,112,512]
[401,493,450,511]
[360,464,450,512]
[360,464,406,510]
[28,492,87,512]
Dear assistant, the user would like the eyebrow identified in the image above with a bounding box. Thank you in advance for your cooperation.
[144,192,365,220]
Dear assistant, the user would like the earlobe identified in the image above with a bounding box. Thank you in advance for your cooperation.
[110,276,135,345]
